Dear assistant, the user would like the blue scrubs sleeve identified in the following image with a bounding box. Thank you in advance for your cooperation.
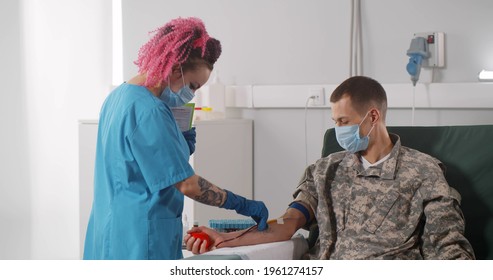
[128,105,194,193]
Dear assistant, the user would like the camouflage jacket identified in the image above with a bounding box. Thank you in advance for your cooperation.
[293,134,475,259]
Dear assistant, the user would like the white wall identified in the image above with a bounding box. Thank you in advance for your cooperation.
[22,0,112,259]
[0,0,31,259]
[363,0,493,83]
[122,0,349,85]
[122,0,493,85]
[0,0,112,259]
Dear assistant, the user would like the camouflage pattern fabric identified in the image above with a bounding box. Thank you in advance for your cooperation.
[293,134,475,260]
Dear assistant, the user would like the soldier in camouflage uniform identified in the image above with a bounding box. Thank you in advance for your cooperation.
[185,76,475,259]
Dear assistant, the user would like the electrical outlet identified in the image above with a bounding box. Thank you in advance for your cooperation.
[413,32,445,68]
[310,88,325,106]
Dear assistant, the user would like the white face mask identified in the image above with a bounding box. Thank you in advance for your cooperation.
[334,112,375,153]
[159,67,194,107]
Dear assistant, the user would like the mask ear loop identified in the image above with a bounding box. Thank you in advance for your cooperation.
[358,110,375,137]
[166,65,185,92]
[364,110,376,137]
[366,123,375,137]
[358,111,370,126]
[179,65,186,87]
[166,69,175,91]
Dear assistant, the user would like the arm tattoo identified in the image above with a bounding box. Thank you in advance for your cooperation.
[195,176,226,207]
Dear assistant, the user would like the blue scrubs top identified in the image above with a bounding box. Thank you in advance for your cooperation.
[83,83,194,260]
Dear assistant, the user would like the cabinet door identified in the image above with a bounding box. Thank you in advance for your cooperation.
[78,121,98,258]
[186,119,253,227]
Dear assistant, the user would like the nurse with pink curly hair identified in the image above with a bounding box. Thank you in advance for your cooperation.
[84,17,268,260]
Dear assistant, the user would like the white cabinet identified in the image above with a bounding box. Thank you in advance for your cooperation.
[78,119,253,257]
[184,119,253,227]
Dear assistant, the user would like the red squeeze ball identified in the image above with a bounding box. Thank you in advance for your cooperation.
[190,232,211,249]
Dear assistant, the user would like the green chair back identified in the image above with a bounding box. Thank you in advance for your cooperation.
[322,125,493,259]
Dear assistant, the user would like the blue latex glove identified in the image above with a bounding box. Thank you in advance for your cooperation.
[220,190,269,231]
[182,127,196,155]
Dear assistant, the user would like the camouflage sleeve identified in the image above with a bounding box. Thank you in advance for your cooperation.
[420,168,476,259]
[292,164,318,230]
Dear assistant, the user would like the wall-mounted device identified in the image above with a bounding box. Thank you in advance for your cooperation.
[406,32,445,86]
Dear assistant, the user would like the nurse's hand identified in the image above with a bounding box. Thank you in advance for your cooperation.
[182,127,196,155]
[220,190,269,231]
[184,226,225,255]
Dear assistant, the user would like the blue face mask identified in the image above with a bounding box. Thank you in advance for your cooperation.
[335,112,375,153]
[159,67,195,107]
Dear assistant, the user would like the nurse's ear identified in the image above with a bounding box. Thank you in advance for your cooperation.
[171,64,183,78]
[166,65,183,87]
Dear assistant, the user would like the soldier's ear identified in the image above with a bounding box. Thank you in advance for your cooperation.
[369,108,380,124]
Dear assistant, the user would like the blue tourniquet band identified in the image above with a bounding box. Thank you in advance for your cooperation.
[288,201,311,225]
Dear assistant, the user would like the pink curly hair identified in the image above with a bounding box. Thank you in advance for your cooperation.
[134,17,216,88]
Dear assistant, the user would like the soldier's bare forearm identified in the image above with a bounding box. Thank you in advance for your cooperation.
[218,209,306,248]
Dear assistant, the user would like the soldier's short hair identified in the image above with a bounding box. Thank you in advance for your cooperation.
[330,76,388,120]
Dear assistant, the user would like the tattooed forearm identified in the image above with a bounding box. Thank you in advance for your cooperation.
[195,176,227,207]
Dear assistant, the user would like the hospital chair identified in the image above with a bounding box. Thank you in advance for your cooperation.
[318,125,493,259]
